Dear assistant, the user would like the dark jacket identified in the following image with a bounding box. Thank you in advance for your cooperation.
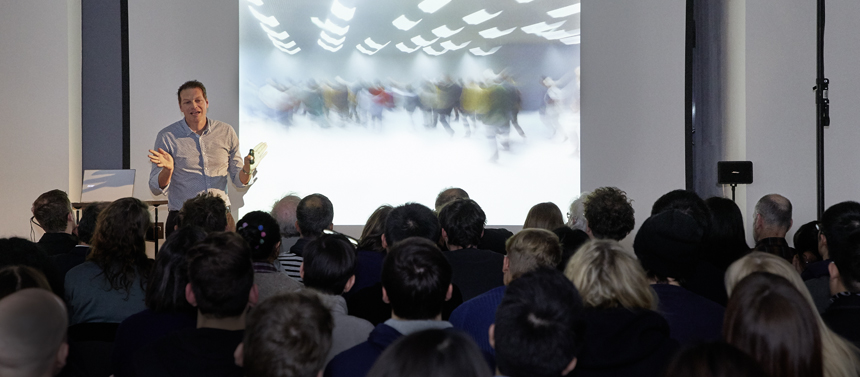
[112,309,196,377]
[133,328,244,377]
[652,284,724,346]
[822,293,860,348]
[324,324,403,377]
[443,248,504,301]
[38,232,78,256]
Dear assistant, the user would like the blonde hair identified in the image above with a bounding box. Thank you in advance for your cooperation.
[505,229,562,283]
[726,252,860,377]
[564,239,657,310]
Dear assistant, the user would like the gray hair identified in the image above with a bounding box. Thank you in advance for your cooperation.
[754,194,792,231]
[567,192,590,231]
[271,194,302,238]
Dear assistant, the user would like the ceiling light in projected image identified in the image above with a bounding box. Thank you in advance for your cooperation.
[246,0,263,6]
[268,35,296,48]
[317,39,344,52]
[417,0,451,14]
[320,31,346,45]
[520,21,565,35]
[514,0,533,2]
[547,3,581,18]
[432,25,464,38]
[356,44,378,55]
[462,9,502,25]
[392,15,422,31]
[411,35,439,46]
[440,40,470,50]
[479,27,516,39]
[541,29,579,41]
[364,38,390,50]
[331,0,356,21]
[274,44,300,54]
[249,6,279,27]
[469,46,501,56]
[423,46,449,56]
[260,24,289,40]
[395,42,420,53]
[310,17,350,35]
[561,35,580,45]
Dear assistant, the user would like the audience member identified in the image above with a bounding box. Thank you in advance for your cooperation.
[434,187,512,255]
[751,194,796,262]
[53,202,107,280]
[793,220,823,274]
[236,291,334,377]
[703,197,749,270]
[565,192,589,232]
[134,232,258,377]
[0,238,63,296]
[522,202,564,231]
[822,226,860,348]
[724,272,823,377]
[271,194,304,280]
[350,205,393,295]
[0,265,51,299]
[111,226,206,377]
[663,342,765,377]
[301,234,374,362]
[449,229,562,368]
[0,289,69,377]
[65,198,152,325]
[438,199,504,300]
[434,187,470,213]
[552,227,589,271]
[651,189,711,231]
[564,240,678,377]
[237,211,302,301]
[492,268,585,377]
[366,329,491,377]
[633,210,724,346]
[177,192,231,233]
[805,201,860,313]
[292,193,335,257]
[582,187,634,241]
[326,237,454,377]
[31,189,77,256]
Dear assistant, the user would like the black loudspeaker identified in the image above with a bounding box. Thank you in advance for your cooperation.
[717,161,753,185]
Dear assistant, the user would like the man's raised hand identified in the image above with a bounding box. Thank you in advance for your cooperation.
[148,148,174,171]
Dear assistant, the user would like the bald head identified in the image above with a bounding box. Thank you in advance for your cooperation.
[0,289,68,377]
[754,194,793,240]
[271,194,301,238]
[434,188,469,213]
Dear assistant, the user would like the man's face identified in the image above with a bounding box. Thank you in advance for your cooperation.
[179,88,209,124]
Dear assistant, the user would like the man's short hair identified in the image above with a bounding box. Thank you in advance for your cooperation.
[438,199,486,248]
[177,80,207,104]
[434,188,469,213]
[187,232,254,318]
[296,194,334,238]
[302,234,356,295]
[384,203,441,246]
[77,202,108,244]
[381,237,452,319]
[821,201,860,259]
[754,194,793,231]
[583,187,635,240]
[495,268,586,377]
[505,229,562,281]
[31,190,72,233]
[243,291,333,377]
[271,194,301,238]
[178,193,228,233]
[0,289,68,377]
[651,189,710,233]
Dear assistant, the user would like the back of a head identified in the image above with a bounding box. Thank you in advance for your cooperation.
[831,231,860,292]
[367,329,491,377]
[505,229,562,282]
[381,237,452,319]
[236,211,282,262]
[271,194,302,238]
[495,268,586,377]
[76,202,108,245]
[146,226,207,314]
[633,210,703,281]
[357,205,393,252]
[583,187,635,240]
[434,187,470,213]
[296,194,334,238]
[0,289,68,377]
[754,194,793,232]
[523,202,565,231]
[438,199,486,248]
[725,252,809,300]
[31,189,72,233]
[302,234,356,295]
[793,220,822,258]
[723,272,823,377]
[0,265,51,300]
[0,238,57,290]
[244,291,333,377]
[651,189,710,234]
[187,232,254,318]
[821,201,860,288]
[384,203,441,246]
[566,193,590,232]
[704,196,749,255]
[664,342,765,377]
[178,193,228,233]
[88,197,152,292]
[565,239,656,310]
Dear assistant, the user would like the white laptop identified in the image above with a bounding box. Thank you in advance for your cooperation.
[80,169,136,202]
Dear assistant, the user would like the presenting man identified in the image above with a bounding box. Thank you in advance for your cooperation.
[148,80,264,237]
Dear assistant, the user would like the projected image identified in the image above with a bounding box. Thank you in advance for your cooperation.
[239,0,580,225]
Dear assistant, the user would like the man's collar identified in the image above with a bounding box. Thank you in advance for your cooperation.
[181,118,210,135]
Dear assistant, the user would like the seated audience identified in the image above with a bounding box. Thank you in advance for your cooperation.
[751,194,796,262]
[134,232,258,377]
[663,342,765,377]
[555,193,590,270]
[237,211,302,301]
[565,192,589,232]
[0,238,63,297]
[492,268,585,377]
[366,329,491,377]
[177,192,231,233]
[582,187,635,241]
[0,265,51,299]
[806,201,860,313]
[111,226,206,377]
[350,205,393,295]
[326,237,454,377]
[438,199,504,300]
[564,239,678,377]
[53,202,107,280]
[65,198,152,325]
[450,228,562,368]
[292,193,335,257]
[822,225,860,348]
[633,210,725,346]
[271,194,304,280]
[703,196,749,270]
[236,291,334,377]
[0,289,69,377]
[793,220,823,274]
[434,187,512,255]
[301,234,374,362]
[31,189,77,256]
[725,252,860,377]
[522,202,565,231]
[723,272,823,377]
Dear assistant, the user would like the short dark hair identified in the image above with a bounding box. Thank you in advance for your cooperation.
[296,194,334,238]
[302,234,356,295]
[438,199,486,248]
[495,268,586,377]
[583,187,635,240]
[76,202,108,244]
[187,232,254,318]
[357,205,393,252]
[178,193,228,233]
[703,197,749,270]
[0,265,51,299]
[0,238,63,296]
[31,190,72,233]
[381,237,452,319]
[236,211,282,262]
[384,203,441,246]
[793,221,822,260]
[177,80,207,104]
[145,226,207,314]
[651,189,710,233]
[754,194,793,231]
[434,187,470,213]
[523,202,565,231]
[244,291,333,377]
[367,329,491,377]
[820,201,860,264]
[664,342,766,377]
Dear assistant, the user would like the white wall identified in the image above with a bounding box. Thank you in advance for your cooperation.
[0,1,81,238]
